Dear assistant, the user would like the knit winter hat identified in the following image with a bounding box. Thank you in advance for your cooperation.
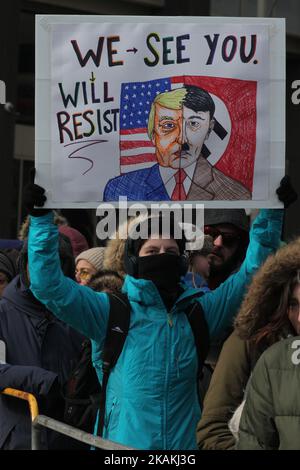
[129,213,186,256]
[75,247,106,272]
[58,225,89,258]
[205,209,250,233]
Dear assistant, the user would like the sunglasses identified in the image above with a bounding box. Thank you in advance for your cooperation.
[204,226,241,247]
[75,269,92,281]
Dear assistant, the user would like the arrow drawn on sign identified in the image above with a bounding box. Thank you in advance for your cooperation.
[126,47,138,54]
[64,139,108,175]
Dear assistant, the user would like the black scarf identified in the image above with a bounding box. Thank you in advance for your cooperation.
[137,253,181,311]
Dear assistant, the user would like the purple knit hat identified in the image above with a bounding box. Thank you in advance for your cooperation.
[58,225,89,258]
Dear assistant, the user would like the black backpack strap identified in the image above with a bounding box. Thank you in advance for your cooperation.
[184,299,210,409]
[97,292,131,437]
[184,300,210,377]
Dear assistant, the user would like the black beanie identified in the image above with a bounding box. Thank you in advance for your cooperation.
[130,214,186,256]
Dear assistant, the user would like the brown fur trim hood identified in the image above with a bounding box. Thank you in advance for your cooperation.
[18,212,68,241]
[234,237,300,339]
[102,216,145,277]
[103,237,126,277]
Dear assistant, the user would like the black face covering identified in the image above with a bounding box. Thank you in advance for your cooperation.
[137,253,182,311]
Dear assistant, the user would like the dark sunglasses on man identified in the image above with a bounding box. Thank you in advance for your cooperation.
[204,226,241,248]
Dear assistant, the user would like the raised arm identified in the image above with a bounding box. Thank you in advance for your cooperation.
[198,209,283,340]
[28,212,110,343]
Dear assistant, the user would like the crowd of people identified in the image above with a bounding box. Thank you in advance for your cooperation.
[0,175,299,450]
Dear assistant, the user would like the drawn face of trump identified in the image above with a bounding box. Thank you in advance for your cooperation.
[152,103,183,169]
[148,86,215,170]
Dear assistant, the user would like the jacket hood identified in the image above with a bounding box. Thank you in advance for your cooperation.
[2,275,51,319]
[102,216,146,277]
[18,212,69,241]
[235,237,300,339]
[103,237,126,277]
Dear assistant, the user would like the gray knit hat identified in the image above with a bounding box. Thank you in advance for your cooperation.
[75,247,106,272]
[204,209,250,232]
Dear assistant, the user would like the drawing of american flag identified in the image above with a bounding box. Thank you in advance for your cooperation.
[119,76,184,173]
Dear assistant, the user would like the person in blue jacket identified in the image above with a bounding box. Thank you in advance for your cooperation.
[183,234,214,292]
[24,178,293,450]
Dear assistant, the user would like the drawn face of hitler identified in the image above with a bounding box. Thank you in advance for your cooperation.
[152,103,183,169]
[180,106,214,168]
[152,103,214,169]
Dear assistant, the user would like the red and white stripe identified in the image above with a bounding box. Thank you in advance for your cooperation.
[120,128,156,173]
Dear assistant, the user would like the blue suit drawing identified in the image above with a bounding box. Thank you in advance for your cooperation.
[104,164,170,201]
[103,158,252,202]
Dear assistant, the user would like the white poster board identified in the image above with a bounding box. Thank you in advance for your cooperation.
[35,15,285,208]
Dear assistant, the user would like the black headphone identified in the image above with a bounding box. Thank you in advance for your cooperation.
[179,252,189,276]
[124,236,189,278]
[123,236,139,277]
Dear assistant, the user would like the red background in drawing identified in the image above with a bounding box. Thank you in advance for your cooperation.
[178,75,257,192]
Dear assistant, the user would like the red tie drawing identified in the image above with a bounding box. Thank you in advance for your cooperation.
[171,168,187,200]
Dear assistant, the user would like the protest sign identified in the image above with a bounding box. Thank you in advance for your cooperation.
[35,16,285,208]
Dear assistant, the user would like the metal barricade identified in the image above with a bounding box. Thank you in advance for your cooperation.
[1,388,134,450]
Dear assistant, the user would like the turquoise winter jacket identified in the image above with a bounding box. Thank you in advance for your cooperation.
[28,209,283,450]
